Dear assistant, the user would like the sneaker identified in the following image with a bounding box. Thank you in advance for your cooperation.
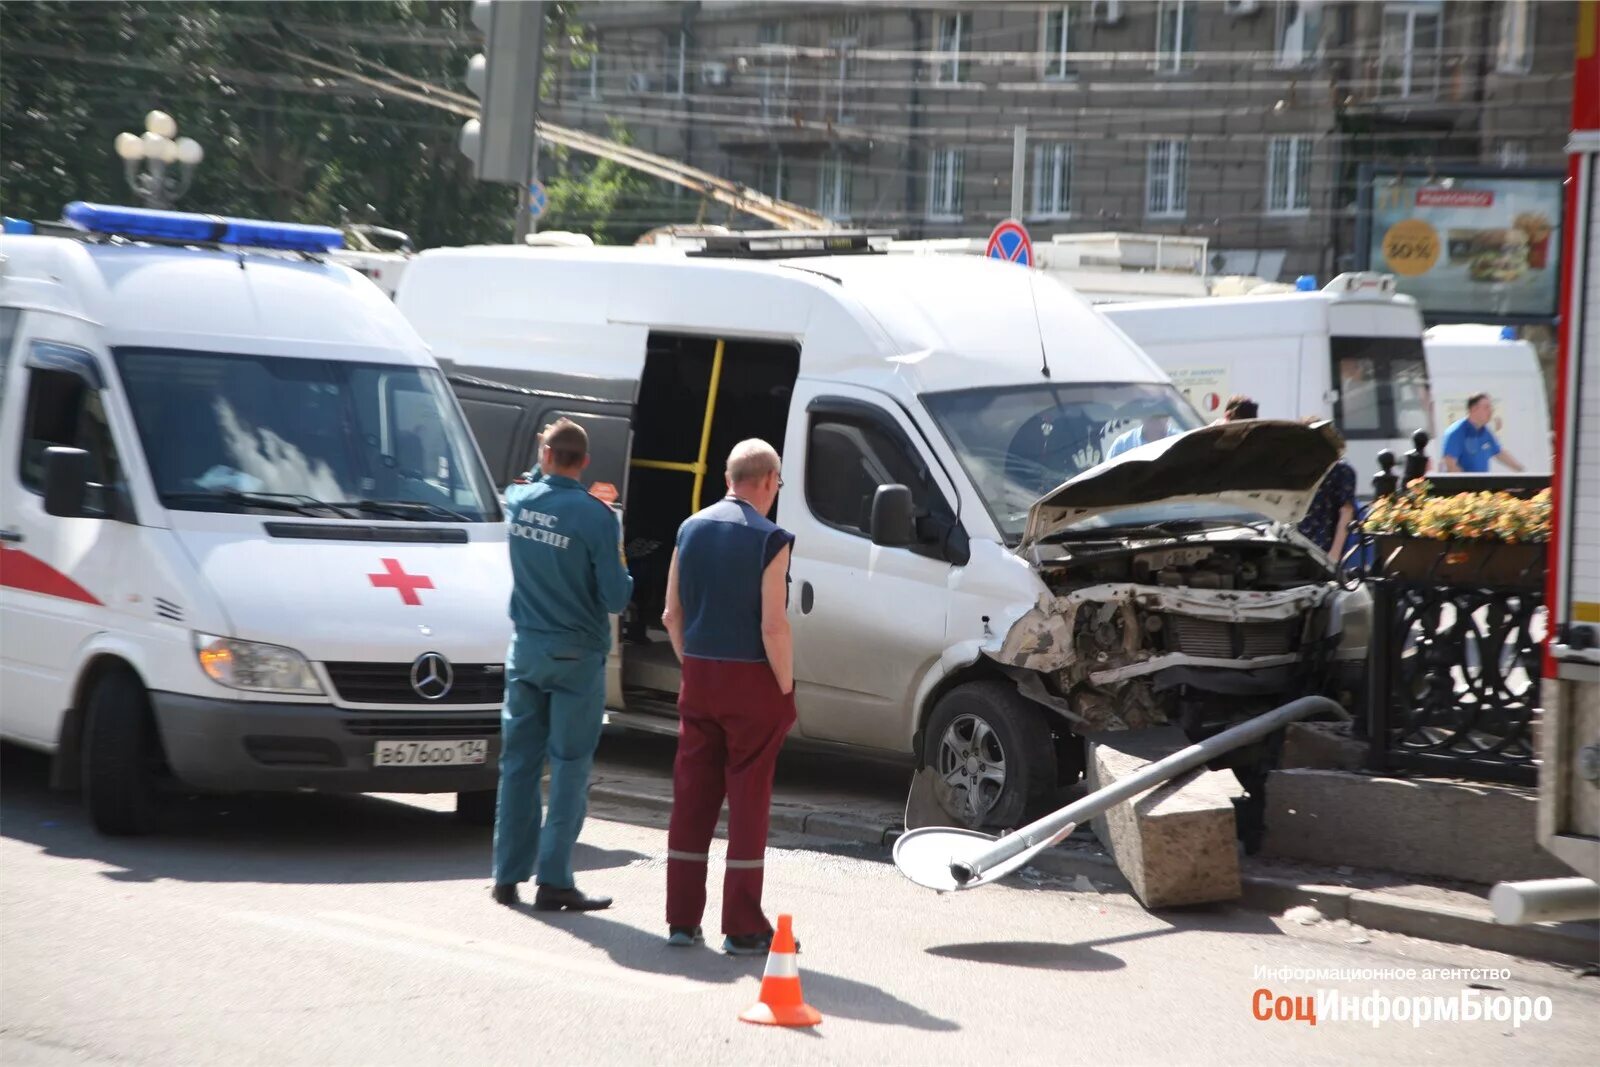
[666,925,704,947]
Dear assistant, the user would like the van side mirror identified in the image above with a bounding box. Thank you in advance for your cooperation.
[42,447,91,518]
[869,484,916,548]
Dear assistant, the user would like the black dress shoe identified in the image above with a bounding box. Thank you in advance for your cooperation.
[491,883,520,907]
[533,884,613,912]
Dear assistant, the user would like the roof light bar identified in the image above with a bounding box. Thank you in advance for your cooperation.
[685,229,896,259]
[62,202,344,253]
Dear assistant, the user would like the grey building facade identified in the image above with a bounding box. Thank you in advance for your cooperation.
[546,0,1576,284]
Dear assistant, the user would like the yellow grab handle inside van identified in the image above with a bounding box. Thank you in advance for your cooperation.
[691,338,726,508]
[628,337,726,514]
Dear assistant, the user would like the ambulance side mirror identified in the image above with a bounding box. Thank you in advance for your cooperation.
[870,484,916,548]
[42,447,90,518]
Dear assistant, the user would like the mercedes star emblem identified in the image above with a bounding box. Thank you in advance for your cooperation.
[410,651,454,700]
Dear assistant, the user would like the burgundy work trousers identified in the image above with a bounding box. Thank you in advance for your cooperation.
[666,656,796,936]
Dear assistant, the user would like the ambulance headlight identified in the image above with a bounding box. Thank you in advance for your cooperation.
[195,634,324,695]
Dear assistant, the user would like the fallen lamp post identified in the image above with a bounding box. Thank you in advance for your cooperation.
[894,695,1345,892]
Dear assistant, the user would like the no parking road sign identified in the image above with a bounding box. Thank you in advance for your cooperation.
[986,218,1033,267]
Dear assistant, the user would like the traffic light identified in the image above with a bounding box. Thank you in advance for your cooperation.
[460,0,543,184]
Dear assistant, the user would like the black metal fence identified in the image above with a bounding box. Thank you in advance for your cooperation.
[1356,443,1548,785]
[1366,578,1541,784]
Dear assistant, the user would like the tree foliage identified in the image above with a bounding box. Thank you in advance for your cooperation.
[0,1,686,247]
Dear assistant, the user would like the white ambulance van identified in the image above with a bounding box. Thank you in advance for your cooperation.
[397,233,1369,830]
[0,204,510,834]
[1100,274,1432,487]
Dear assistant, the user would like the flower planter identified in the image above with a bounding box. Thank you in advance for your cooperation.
[1371,535,1546,590]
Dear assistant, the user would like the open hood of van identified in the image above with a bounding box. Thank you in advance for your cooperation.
[1020,420,1343,549]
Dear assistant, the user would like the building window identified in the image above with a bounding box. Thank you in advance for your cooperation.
[927,148,964,220]
[1266,136,1313,215]
[1030,143,1073,219]
[1155,0,1194,74]
[935,12,965,84]
[1146,140,1188,218]
[818,154,852,220]
[1274,0,1323,68]
[760,155,788,201]
[1041,6,1074,80]
[1378,2,1443,99]
[587,38,602,98]
[664,29,687,97]
[1496,0,1534,74]
[757,21,784,119]
[1496,140,1529,168]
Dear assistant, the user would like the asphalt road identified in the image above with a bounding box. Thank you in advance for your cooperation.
[2,742,1596,1067]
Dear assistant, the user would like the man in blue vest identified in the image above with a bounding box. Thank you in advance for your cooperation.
[1441,393,1525,473]
[660,439,796,954]
[492,418,632,911]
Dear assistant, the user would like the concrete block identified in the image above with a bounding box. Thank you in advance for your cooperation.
[1261,769,1572,885]
[1086,727,1245,908]
[1278,721,1367,772]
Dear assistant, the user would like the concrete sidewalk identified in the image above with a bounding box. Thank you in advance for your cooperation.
[590,727,1600,968]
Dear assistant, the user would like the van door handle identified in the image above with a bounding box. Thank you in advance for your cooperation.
[0,529,23,544]
[799,581,814,615]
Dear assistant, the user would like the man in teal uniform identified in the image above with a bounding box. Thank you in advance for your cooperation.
[492,418,632,911]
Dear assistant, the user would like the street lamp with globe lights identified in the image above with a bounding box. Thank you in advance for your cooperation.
[115,110,204,208]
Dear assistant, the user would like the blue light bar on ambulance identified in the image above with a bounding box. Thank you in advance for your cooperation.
[62,202,344,252]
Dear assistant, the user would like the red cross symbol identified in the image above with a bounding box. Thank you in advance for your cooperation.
[368,558,434,606]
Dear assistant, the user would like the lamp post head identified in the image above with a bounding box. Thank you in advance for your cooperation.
[114,132,145,161]
[175,137,204,166]
[144,109,177,138]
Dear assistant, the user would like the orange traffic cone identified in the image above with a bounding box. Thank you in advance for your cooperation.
[738,915,821,1027]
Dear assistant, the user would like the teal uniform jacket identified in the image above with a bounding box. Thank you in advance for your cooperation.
[504,472,633,652]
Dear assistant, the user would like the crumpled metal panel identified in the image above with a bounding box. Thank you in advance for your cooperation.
[986,581,1334,731]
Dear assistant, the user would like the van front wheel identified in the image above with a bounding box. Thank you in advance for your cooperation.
[923,682,1053,831]
[82,671,161,836]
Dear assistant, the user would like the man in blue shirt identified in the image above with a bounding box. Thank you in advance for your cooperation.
[492,418,633,911]
[661,439,796,955]
[1106,413,1181,459]
[1440,393,1525,474]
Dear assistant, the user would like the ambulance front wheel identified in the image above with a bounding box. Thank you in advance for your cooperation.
[923,681,1054,831]
[455,788,498,826]
[83,670,161,836]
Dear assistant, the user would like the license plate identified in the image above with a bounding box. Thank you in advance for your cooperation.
[372,739,488,767]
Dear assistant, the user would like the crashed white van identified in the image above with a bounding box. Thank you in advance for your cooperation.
[398,233,1366,828]
[0,204,510,834]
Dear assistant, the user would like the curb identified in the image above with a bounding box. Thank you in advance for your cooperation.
[588,780,1600,968]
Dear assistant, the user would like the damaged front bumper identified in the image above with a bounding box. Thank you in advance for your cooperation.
[986,582,1339,732]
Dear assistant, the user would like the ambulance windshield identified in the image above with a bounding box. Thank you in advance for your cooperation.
[115,348,498,521]
[922,382,1203,543]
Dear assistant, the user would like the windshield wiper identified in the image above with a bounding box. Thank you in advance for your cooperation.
[162,491,354,518]
[342,499,474,523]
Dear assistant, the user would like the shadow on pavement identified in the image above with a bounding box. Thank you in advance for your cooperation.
[927,908,1286,972]
[0,743,646,886]
[529,910,961,1032]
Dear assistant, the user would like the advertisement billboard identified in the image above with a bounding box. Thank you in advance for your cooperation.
[1361,167,1564,322]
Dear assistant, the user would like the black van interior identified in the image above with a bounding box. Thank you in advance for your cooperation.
[623,333,800,705]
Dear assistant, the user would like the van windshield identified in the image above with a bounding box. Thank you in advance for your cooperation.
[922,382,1203,543]
[115,349,498,522]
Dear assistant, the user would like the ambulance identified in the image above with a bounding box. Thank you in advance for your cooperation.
[0,204,510,835]
[397,233,1370,830]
